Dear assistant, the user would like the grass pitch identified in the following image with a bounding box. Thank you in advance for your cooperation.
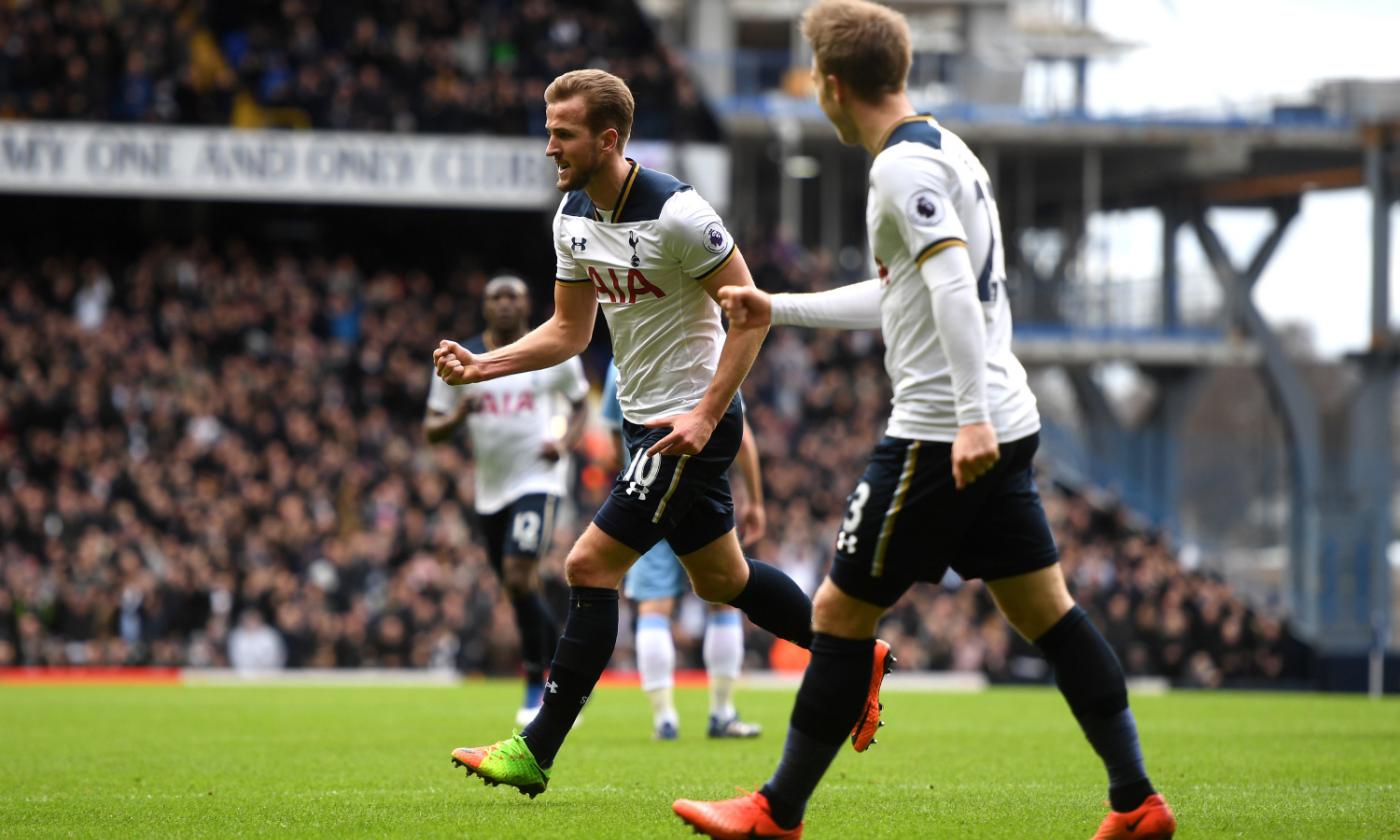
[1,681,1396,838]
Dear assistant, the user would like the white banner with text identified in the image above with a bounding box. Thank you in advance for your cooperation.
[0,121,729,211]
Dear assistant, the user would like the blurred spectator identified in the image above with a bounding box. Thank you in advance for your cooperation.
[0,235,1306,689]
[228,610,285,672]
[1,0,716,140]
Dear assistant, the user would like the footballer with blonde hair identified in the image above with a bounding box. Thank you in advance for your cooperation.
[673,2,1177,838]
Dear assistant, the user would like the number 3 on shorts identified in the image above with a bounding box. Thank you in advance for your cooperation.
[836,481,871,555]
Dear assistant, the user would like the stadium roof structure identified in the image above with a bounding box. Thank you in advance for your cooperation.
[729,101,1370,216]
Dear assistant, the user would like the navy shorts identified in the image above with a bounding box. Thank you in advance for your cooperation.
[476,493,560,573]
[593,395,741,557]
[829,432,1059,608]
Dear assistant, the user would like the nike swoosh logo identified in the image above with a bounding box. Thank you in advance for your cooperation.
[1125,815,1145,832]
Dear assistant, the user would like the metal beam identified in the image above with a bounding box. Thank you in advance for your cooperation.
[1190,202,1325,638]
[1204,166,1364,204]
[1161,207,1181,329]
[1365,131,1393,348]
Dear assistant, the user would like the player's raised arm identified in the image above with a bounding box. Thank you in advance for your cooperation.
[435,282,596,386]
[721,279,883,331]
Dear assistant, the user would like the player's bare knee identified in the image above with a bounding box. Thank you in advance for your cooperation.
[812,580,882,638]
[563,549,612,587]
[689,571,741,604]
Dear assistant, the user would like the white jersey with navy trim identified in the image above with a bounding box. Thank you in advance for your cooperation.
[426,334,589,514]
[553,160,736,425]
[868,115,1040,443]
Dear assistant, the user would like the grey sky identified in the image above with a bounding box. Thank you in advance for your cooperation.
[1086,0,1400,356]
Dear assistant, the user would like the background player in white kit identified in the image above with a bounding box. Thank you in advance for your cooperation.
[602,359,764,741]
[424,274,588,726]
[434,69,855,798]
[675,3,1176,839]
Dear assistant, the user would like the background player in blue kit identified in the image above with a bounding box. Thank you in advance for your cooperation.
[424,274,589,727]
[603,359,765,741]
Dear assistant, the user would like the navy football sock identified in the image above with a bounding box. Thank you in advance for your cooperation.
[1036,605,1155,812]
[759,633,874,828]
[520,586,617,767]
[726,559,814,649]
[510,590,557,698]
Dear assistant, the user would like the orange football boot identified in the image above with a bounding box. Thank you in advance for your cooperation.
[1091,793,1176,839]
[850,638,895,752]
[672,790,802,840]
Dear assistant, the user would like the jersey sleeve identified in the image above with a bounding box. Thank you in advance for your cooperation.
[657,189,738,281]
[552,199,588,284]
[426,367,466,415]
[552,356,590,404]
[599,359,622,429]
[873,153,969,267]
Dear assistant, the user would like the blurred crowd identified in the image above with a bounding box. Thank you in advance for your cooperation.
[0,235,1309,688]
[0,0,713,139]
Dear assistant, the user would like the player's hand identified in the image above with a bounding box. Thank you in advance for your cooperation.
[717,285,772,329]
[643,410,717,457]
[434,340,484,385]
[737,499,766,547]
[539,439,563,462]
[952,422,999,490]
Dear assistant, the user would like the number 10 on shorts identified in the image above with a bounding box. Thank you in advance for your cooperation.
[622,446,663,502]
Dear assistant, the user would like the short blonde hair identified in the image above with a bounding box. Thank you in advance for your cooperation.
[801,0,911,102]
[545,69,636,147]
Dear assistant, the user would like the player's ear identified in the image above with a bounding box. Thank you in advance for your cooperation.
[599,126,619,155]
[827,73,845,107]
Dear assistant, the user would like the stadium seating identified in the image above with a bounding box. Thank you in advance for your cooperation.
[0,0,717,139]
[0,237,1308,686]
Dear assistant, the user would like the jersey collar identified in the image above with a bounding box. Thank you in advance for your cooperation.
[878,114,936,151]
[594,159,641,224]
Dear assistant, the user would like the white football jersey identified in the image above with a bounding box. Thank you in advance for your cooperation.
[553,161,736,424]
[867,115,1040,443]
[426,335,589,514]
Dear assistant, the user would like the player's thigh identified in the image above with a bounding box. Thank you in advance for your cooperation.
[623,540,688,603]
[473,508,511,577]
[828,437,963,608]
[950,434,1060,611]
[563,522,643,589]
[676,528,747,603]
[986,564,1074,642]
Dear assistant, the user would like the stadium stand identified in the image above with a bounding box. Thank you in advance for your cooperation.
[0,236,1309,687]
[0,0,717,139]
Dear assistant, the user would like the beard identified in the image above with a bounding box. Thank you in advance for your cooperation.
[554,154,598,192]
